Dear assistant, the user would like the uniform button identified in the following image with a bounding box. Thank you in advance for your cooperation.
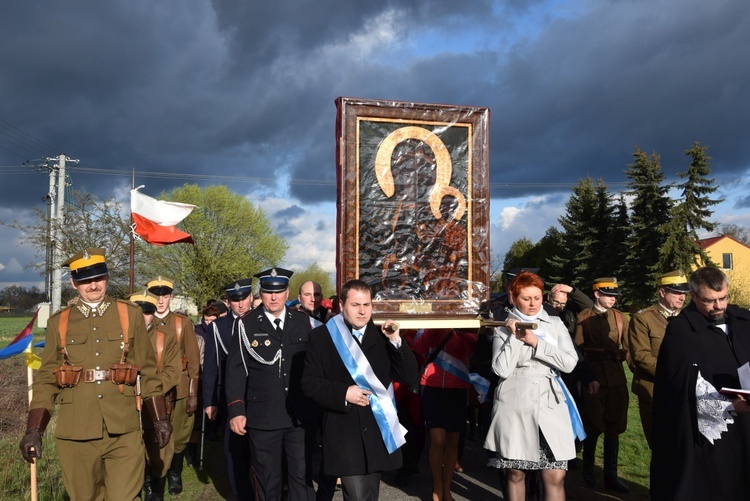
[96,366,100,370]
[70,340,75,343]
[97,381,101,385]
[98,395,103,399]
[95,352,100,356]
[92,327,97,331]
[362,427,367,432]
[95,339,100,343]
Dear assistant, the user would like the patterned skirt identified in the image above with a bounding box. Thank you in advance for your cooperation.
[493,431,568,471]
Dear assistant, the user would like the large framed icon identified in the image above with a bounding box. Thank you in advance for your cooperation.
[335,97,491,321]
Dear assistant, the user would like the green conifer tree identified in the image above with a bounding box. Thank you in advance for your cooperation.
[620,147,672,310]
[659,142,722,273]
[548,177,601,287]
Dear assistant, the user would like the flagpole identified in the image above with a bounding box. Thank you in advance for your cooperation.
[25,322,37,501]
[129,169,135,295]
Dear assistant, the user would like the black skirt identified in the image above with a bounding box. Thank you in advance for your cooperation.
[421,386,468,432]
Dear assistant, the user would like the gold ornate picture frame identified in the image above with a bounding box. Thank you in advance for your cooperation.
[335,97,490,320]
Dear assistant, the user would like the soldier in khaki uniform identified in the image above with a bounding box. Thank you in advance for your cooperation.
[131,291,183,501]
[574,277,630,493]
[20,248,172,501]
[147,276,201,495]
[624,270,688,448]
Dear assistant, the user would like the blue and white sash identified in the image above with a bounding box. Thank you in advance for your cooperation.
[327,314,407,454]
[432,351,491,403]
[515,310,587,442]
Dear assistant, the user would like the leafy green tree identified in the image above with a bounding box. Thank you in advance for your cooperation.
[620,147,672,310]
[659,142,722,273]
[136,184,288,306]
[288,263,335,300]
[503,228,564,288]
[502,237,535,272]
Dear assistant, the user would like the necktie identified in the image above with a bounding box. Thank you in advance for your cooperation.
[274,318,282,334]
[354,329,363,342]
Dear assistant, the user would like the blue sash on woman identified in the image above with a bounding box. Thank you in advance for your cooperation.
[326,314,407,454]
[512,308,587,441]
[433,350,491,403]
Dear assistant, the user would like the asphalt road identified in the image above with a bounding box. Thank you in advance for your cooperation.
[329,436,650,501]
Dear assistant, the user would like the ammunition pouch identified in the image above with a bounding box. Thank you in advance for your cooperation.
[53,365,83,388]
[109,363,140,385]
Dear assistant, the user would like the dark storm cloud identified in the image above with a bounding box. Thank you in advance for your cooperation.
[487,0,750,194]
[2,0,749,289]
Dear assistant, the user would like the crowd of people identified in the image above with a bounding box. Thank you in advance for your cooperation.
[17,247,750,501]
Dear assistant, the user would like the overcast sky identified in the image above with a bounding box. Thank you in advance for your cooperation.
[2,0,749,290]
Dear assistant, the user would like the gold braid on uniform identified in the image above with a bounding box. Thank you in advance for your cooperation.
[76,300,112,318]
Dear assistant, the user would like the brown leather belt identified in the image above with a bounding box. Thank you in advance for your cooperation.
[83,369,111,382]
[584,349,627,363]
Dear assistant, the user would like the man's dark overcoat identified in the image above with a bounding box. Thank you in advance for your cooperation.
[651,302,750,500]
[302,319,418,476]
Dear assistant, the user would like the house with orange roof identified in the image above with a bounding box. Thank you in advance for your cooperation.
[697,235,750,306]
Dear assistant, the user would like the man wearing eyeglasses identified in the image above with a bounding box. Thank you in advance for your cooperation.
[651,266,750,500]
[624,270,688,449]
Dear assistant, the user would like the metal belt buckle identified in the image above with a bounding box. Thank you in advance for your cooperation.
[83,369,109,382]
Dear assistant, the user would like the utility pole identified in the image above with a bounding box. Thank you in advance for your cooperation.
[47,154,78,312]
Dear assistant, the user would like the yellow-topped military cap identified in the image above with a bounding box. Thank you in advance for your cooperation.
[593,277,621,296]
[129,290,159,314]
[658,270,689,293]
[63,247,109,281]
[147,276,175,296]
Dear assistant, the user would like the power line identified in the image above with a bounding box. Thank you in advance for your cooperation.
[0,117,60,154]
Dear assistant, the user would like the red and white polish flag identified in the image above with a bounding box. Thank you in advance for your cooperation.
[130,187,197,246]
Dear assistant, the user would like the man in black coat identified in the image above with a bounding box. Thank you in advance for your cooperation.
[302,279,418,501]
[203,278,254,500]
[225,268,316,501]
[651,266,750,500]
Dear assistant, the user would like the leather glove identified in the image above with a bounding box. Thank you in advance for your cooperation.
[186,378,199,417]
[20,408,51,463]
[145,396,173,449]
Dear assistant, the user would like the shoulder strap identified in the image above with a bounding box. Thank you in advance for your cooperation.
[174,314,184,344]
[156,331,165,373]
[425,330,454,367]
[58,308,72,364]
[117,302,130,363]
[649,308,668,329]
[614,310,624,344]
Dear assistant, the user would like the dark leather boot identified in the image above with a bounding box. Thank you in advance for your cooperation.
[168,451,184,494]
[582,435,597,487]
[143,466,155,501]
[603,436,630,493]
[152,475,167,501]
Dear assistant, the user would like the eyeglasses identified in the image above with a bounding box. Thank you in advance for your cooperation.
[550,300,567,307]
[694,293,729,306]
